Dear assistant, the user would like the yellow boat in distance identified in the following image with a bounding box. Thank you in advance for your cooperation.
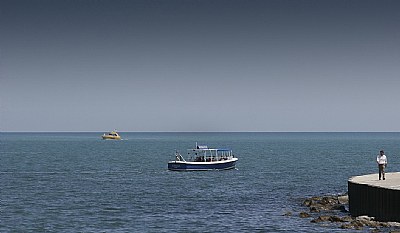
[102,130,121,140]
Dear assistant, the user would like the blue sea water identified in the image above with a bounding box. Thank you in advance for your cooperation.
[1,132,400,232]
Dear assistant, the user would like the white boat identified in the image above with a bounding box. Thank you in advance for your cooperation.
[102,130,121,140]
[168,143,238,171]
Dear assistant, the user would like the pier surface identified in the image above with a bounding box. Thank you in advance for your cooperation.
[348,172,400,222]
[350,172,400,190]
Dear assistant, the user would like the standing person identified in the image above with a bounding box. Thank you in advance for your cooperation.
[376,150,388,180]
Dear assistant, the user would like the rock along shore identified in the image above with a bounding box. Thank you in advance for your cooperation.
[288,194,400,231]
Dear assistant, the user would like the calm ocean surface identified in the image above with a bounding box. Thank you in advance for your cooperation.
[1,132,400,232]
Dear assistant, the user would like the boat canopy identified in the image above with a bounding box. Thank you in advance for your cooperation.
[217,149,231,151]
[190,148,231,151]
[190,144,233,157]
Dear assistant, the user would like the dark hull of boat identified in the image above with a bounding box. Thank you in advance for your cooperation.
[168,160,237,171]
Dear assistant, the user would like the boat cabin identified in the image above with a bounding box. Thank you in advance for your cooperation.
[186,146,234,162]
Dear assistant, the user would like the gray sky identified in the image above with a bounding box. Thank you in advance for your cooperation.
[1,0,400,132]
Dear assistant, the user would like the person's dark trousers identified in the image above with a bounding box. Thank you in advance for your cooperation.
[379,164,385,180]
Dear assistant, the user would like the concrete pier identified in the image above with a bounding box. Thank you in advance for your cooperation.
[348,172,400,222]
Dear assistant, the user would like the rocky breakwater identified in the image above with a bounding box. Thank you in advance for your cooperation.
[297,194,400,231]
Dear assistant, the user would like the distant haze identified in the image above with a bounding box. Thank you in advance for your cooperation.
[1,0,400,132]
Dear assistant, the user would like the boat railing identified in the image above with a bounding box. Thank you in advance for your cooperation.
[175,151,186,162]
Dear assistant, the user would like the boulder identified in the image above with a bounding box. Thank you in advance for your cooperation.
[310,215,346,223]
[311,216,331,223]
[340,216,353,222]
[337,195,349,205]
[356,215,374,221]
[340,220,364,230]
[370,228,380,233]
[299,212,310,218]
[304,195,348,213]
[387,222,400,228]
[329,215,344,223]
[303,199,312,207]
[283,211,292,216]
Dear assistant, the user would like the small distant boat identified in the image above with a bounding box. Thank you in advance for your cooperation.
[168,143,238,171]
[102,130,121,140]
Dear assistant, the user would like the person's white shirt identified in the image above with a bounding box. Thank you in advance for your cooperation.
[377,154,387,165]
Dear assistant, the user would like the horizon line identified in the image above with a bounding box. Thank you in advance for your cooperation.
[2,131,400,133]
